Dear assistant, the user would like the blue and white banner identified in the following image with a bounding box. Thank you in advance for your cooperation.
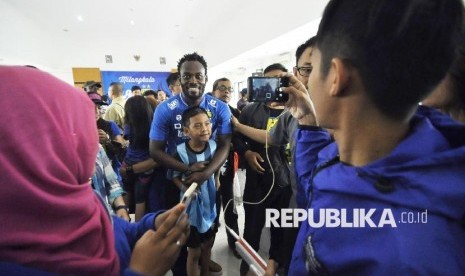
[101,71,172,98]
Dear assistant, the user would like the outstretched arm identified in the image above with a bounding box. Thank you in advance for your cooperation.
[231,116,271,145]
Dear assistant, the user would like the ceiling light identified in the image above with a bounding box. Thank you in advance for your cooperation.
[130,20,135,25]
[77,15,83,21]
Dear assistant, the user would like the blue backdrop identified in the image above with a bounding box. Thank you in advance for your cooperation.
[101,71,172,98]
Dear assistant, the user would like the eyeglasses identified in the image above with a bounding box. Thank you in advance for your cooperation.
[294,65,313,77]
[181,73,205,81]
[216,85,234,92]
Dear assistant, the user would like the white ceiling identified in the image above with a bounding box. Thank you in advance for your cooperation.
[0,0,328,85]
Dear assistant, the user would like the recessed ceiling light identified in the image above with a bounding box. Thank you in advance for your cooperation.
[130,20,135,25]
[77,15,83,21]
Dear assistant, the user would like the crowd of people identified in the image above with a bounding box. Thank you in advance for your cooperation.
[1,0,465,275]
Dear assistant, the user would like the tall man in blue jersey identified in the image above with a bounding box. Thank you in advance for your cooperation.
[149,52,232,275]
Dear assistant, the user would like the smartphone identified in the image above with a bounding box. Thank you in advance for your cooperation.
[180,182,198,212]
[247,77,289,102]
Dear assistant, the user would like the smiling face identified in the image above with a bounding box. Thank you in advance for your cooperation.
[183,112,212,143]
[180,61,207,101]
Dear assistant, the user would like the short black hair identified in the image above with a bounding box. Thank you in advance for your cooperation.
[143,89,157,97]
[131,85,141,91]
[182,106,209,127]
[177,52,208,76]
[296,36,316,66]
[166,72,179,86]
[212,77,230,91]
[316,0,464,120]
[240,88,247,96]
[264,63,288,75]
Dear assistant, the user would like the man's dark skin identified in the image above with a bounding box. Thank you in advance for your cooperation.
[149,60,232,185]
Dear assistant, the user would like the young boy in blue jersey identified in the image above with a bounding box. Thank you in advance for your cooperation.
[172,106,218,276]
[280,0,465,275]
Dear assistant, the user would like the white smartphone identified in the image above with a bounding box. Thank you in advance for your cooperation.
[180,182,198,211]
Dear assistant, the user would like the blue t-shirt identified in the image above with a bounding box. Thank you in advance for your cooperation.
[123,125,150,164]
[109,121,122,137]
[149,93,232,156]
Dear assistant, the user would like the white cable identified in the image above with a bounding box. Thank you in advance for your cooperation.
[222,109,289,236]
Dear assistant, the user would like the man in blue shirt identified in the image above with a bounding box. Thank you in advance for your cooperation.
[149,52,232,275]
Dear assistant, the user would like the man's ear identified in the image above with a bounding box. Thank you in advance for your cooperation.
[183,126,190,137]
[205,75,208,83]
[329,58,350,97]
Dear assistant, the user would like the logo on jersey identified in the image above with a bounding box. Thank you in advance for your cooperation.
[176,115,182,121]
[168,99,179,110]
[174,123,182,129]
[266,118,279,131]
[209,99,217,107]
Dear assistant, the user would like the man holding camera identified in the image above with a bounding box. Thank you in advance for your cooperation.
[234,63,293,276]
[232,39,315,274]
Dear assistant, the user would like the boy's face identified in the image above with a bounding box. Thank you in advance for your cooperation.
[184,113,212,142]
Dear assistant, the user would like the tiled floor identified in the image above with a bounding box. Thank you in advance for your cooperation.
[209,202,271,276]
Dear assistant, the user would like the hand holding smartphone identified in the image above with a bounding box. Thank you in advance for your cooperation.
[247,76,289,102]
[180,182,198,212]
